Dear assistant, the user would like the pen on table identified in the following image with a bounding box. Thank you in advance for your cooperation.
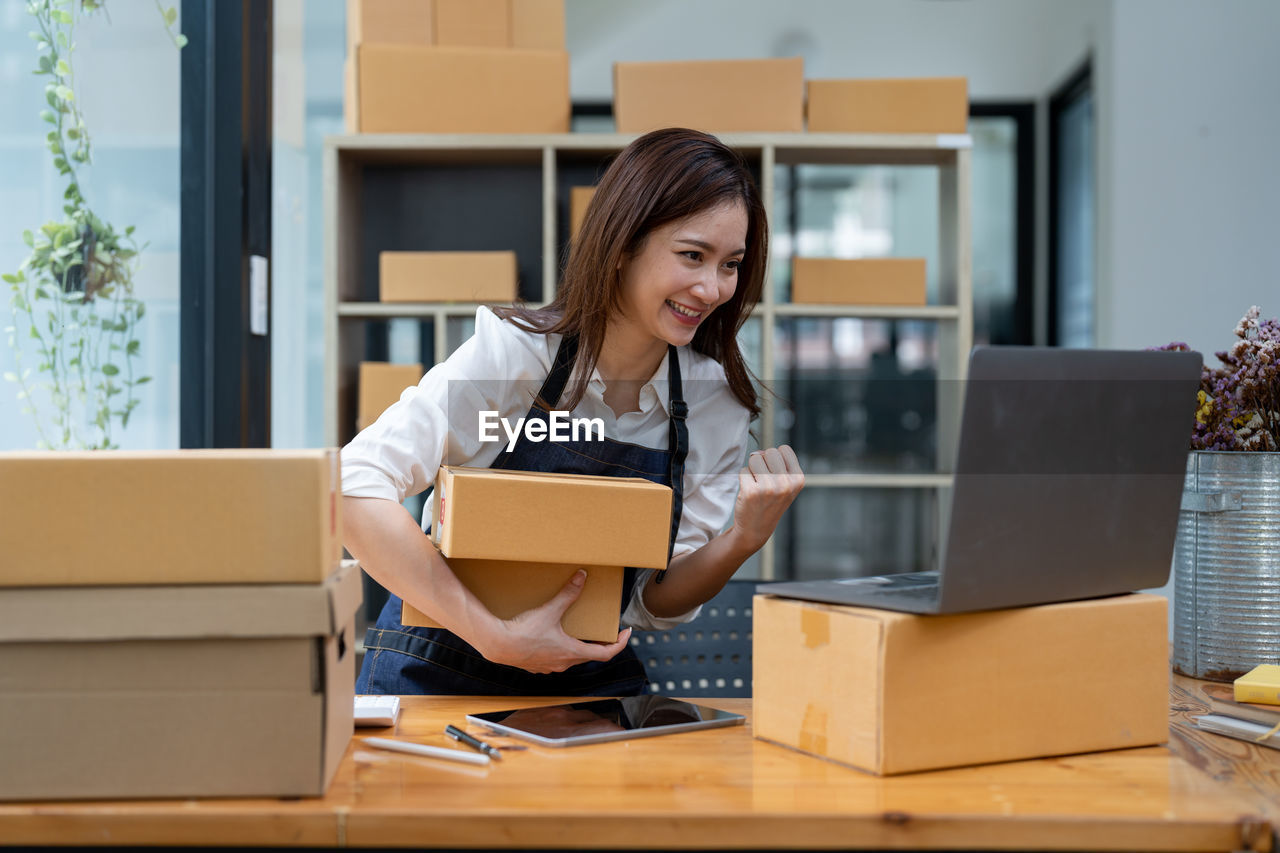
[445,724,503,760]
[362,736,490,766]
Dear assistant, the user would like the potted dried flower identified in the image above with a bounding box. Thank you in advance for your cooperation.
[1157,306,1280,681]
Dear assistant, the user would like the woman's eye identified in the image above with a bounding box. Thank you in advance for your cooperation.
[724,259,742,271]
[681,251,702,262]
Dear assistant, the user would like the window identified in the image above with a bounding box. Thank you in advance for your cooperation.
[0,4,182,450]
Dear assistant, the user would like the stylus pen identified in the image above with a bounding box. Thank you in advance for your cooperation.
[445,724,503,760]
[362,736,490,766]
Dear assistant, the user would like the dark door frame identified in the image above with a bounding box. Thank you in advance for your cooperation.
[1047,59,1093,347]
[179,0,273,448]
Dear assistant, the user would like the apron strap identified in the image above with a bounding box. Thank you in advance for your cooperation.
[657,344,688,583]
[531,335,688,581]
[534,333,579,410]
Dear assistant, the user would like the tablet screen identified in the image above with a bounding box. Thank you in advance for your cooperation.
[466,696,745,747]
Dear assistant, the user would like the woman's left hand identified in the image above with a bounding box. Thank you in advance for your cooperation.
[729,444,805,554]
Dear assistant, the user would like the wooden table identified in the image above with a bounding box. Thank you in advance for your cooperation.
[1,676,1276,851]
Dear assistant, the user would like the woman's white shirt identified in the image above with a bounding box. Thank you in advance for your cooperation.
[341,307,752,630]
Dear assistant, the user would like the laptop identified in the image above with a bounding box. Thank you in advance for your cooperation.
[759,346,1202,614]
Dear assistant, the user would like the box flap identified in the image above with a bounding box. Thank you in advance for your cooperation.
[0,561,362,643]
[442,465,667,491]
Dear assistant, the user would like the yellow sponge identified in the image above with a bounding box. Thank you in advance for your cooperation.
[1234,664,1280,705]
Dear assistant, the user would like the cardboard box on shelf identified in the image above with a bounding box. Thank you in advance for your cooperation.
[354,45,570,133]
[791,258,927,306]
[379,250,518,303]
[0,562,362,800]
[613,57,804,134]
[0,449,342,587]
[569,186,596,242]
[806,77,968,134]
[346,0,563,52]
[358,361,424,432]
[346,0,434,57]
[511,0,565,50]
[432,466,672,569]
[435,0,509,47]
[753,593,1169,775]
[402,554,624,642]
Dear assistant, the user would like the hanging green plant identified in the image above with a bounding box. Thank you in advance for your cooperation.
[3,0,183,449]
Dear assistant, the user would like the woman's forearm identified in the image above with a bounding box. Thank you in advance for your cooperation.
[343,495,634,673]
[342,495,504,651]
[639,525,759,618]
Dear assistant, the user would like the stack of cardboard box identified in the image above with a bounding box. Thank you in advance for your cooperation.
[401,466,672,642]
[792,75,967,308]
[611,64,968,308]
[0,450,359,800]
[345,0,569,133]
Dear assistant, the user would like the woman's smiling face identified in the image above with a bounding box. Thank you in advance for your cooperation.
[615,200,748,350]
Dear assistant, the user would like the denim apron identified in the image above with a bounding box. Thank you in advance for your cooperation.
[357,335,689,696]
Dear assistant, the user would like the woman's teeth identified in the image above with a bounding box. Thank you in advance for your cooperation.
[666,300,701,318]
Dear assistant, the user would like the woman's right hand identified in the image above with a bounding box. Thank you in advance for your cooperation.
[479,570,633,674]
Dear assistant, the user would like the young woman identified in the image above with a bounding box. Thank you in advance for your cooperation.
[342,128,804,696]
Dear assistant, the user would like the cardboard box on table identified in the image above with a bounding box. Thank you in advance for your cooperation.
[613,57,804,133]
[431,466,672,568]
[379,251,518,303]
[410,467,672,636]
[358,361,424,431]
[0,562,362,800]
[351,44,569,133]
[753,593,1169,775]
[806,77,968,134]
[0,449,342,587]
[791,258,927,306]
[402,552,624,643]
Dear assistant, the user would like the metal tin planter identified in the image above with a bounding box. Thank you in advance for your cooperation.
[1172,450,1280,681]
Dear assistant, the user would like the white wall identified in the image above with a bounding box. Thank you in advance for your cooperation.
[1102,0,1280,356]
[568,0,1102,101]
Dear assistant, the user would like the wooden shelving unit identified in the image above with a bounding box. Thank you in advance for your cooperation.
[323,132,971,580]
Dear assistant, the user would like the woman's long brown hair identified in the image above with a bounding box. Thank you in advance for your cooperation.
[493,128,766,418]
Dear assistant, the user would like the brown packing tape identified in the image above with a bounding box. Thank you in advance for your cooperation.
[798,704,829,755]
[800,608,830,649]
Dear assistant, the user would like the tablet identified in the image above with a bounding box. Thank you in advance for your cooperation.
[466,696,745,747]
